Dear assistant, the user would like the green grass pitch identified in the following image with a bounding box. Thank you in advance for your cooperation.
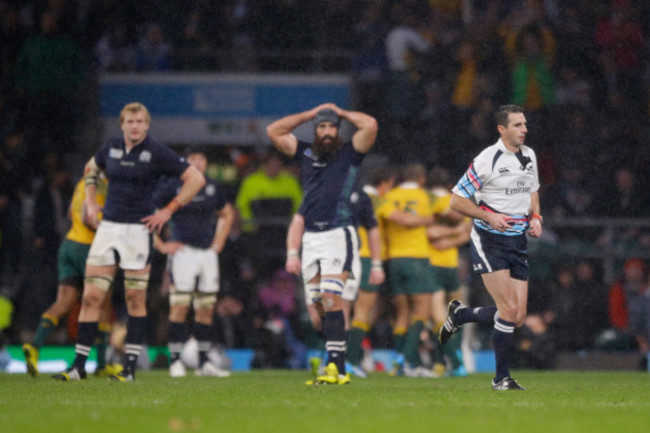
[2,370,650,433]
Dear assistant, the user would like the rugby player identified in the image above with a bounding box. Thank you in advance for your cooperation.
[53,102,205,381]
[268,103,377,385]
[23,175,120,377]
[154,147,233,378]
[376,163,435,377]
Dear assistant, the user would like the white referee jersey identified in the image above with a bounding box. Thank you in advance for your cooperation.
[452,139,539,235]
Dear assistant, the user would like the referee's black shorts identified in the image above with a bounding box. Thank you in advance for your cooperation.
[469,227,528,281]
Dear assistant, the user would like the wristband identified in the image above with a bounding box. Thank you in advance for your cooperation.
[371,260,382,269]
[530,214,543,223]
[287,249,299,258]
[165,198,183,214]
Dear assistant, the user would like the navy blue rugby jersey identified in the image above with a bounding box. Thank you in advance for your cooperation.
[95,136,189,223]
[154,178,226,249]
[294,140,365,231]
[351,188,377,230]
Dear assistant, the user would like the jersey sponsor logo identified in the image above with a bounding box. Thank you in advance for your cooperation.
[312,162,327,167]
[120,161,135,166]
[498,167,510,174]
[505,181,531,196]
[109,148,124,159]
[206,184,216,196]
[473,263,483,271]
[139,151,152,163]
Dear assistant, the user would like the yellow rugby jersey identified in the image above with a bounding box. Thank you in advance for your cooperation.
[357,187,388,260]
[376,183,431,259]
[428,188,459,268]
[66,178,107,245]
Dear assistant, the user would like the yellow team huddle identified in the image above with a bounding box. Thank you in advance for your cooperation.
[353,163,472,377]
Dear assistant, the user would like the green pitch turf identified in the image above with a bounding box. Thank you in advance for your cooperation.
[1,370,649,433]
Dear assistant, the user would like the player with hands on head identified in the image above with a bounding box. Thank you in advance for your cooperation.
[268,102,377,385]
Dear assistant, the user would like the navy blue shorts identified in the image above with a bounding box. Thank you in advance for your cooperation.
[469,227,528,281]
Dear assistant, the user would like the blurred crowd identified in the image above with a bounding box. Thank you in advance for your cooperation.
[2,0,650,368]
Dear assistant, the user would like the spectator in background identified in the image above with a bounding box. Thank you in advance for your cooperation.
[575,260,609,341]
[351,1,389,121]
[235,149,302,282]
[594,0,645,102]
[94,24,137,72]
[384,9,432,162]
[547,265,583,350]
[0,3,30,85]
[0,128,28,305]
[511,28,556,112]
[173,7,219,71]
[252,269,305,369]
[597,168,647,218]
[549,260,608,351]
[605,259,647,351]
[630,273,650,357]
[514,313,556,369]
[136,22,171,72]
[551,165,593,218]
[23,165,72,333]
[32,0,79,38]
[15,10,86,157]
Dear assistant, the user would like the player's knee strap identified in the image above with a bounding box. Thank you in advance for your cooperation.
[193,293,217,310]
[84,275,113,291]
[169,290,192,307]
[320,278,344,296]
[124,270,149,290]
[306,282,321,303]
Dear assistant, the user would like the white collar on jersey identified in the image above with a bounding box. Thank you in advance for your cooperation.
[398,181,419,189]
[363,185,379,196]
[496,138,528,155]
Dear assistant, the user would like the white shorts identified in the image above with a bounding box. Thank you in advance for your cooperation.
[86,221,151,270]
[302,226,358,304]
[169,245,220,293]
[342,251,361,302]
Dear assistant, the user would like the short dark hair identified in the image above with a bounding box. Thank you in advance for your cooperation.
[402,163,426,182]
[427,166,449,188]
[262,147,286,164]
[368,166,396,187]
[495,104,524,127]
[184,146,208,159]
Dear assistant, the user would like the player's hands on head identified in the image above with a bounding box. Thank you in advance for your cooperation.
[310,103,342,118]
